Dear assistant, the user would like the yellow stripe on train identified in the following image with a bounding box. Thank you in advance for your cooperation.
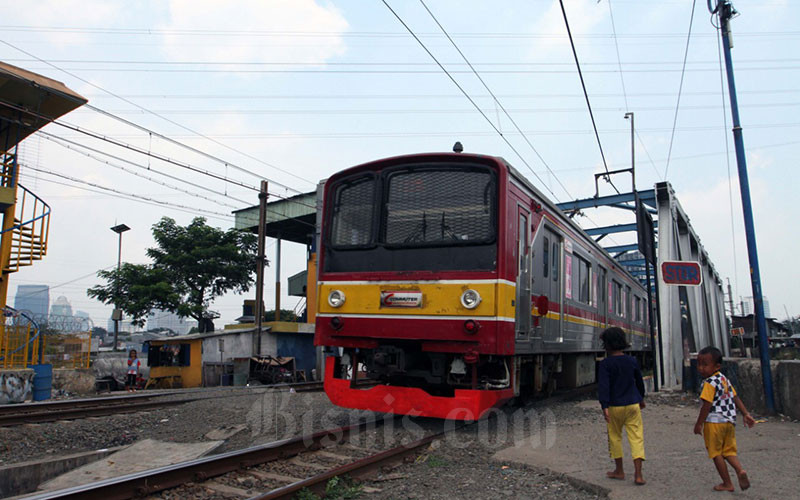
[318,281,648,337]
[318,281,517,317]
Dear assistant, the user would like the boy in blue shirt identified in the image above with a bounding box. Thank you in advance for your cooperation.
[598,327,646,485]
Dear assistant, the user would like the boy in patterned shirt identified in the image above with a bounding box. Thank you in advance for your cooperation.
[693,346,756,492]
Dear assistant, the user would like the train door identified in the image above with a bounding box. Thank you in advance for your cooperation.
[542,226,563,342]
[516,208,531,338]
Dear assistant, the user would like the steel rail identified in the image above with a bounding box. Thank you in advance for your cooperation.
[0,397,198,426]
[25,419,392,500]
[252,429,450,500]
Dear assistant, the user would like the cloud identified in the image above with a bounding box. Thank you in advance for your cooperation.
[159,0,349,65]
[6,0,120,46]
[526,0,607,55]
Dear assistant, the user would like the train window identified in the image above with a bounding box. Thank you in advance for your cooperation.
[383,168,495,246]
[543,237,549,278]
[613,281,623,316]
[635,296,642,323]
[330,176,375,247]
[552,242,558,281]
[625,286,631,318]
[577,256,590,304]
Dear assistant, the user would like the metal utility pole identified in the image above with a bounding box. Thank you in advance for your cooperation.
[711,0,775,411]
[275,237,281,320]
[254,181,268,356]
[110,223,130,351]
[628,112,664,390]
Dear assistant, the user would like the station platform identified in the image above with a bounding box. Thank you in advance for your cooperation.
[495,391,798,499]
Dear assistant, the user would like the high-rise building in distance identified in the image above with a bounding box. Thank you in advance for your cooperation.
[14,285,49,319]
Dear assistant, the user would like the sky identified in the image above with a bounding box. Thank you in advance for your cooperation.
[1,0,797,330]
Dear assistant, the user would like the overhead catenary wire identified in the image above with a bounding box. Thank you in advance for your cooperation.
[19,163,234,219]
[39,132,244,209]
[0,98,261,193]
[607,0,629,111]
[0,39,316,193]
[417,0,572,199]
[557,0,619,195]
[380,0,557,199]
[663,0,698,179]
[0,25,795,39]
[0,100,321,215]
[18,171,233,223]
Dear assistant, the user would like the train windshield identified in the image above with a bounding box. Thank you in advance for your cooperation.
[325,164,497,272]
[384,168,494,247]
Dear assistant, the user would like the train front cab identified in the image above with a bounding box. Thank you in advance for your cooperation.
[315,153,520,420]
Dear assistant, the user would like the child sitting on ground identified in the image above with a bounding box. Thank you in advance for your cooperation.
[693,346,756,492]
[598,327,646,485]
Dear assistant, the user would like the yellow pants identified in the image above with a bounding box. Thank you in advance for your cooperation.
[703,422,737,458]
[607,403,645,460]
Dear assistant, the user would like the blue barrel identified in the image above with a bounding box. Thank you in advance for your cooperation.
[29,364,53,401]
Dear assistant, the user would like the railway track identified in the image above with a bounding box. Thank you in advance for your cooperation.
[0,380,375,427]
[0,393,200,427]
[26,417,441,500]
[23,385,596,499]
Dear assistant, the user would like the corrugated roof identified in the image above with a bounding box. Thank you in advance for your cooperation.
[0,61,88,148]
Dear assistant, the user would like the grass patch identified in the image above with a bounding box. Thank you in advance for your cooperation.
[295,475,363,500]
[425,455,448,468]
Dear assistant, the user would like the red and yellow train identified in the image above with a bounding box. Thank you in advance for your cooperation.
[315,151,650,420]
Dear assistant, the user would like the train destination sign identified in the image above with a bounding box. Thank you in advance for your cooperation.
[661,261,703,286]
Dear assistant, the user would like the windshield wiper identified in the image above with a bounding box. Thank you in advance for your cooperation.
[440,212,459,241]
[403,211,427,243]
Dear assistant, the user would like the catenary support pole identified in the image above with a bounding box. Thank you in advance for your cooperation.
[275,237,281,320]
[254,181,268,357]
[713,0,775,411]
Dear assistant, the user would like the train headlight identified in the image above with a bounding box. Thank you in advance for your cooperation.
[460,289,482,309]
[328,290,346,308]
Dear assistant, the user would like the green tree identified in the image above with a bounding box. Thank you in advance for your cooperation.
[88,217,258,333]
[264,309,299,322]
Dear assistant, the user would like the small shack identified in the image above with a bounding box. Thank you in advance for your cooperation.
[145,324,316,388]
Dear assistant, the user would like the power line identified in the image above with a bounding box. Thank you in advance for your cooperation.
[74,89,800,100]
[0,25,794,38]
[86,104,314,191]
[635,130,665,179]
[13,266,117,299]
[19,171,234,222]
[9,57,800,66]
[19,163,234,219]
[39,133,243,209]
[380,0,558,199]
[14,65,800,74]
[418,0,572,199]
[69,101,800,116]
[0,40,316,192]
[557,0,617,194]
[0,98,262,194]
[1,100,320,215]
[663,0,698,179]
[607,0,630,111]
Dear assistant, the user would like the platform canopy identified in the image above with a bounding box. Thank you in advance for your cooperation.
[233,191,317,245]
[0,61,88,149]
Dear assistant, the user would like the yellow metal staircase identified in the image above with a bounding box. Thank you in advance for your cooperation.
[3,186,50,273]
